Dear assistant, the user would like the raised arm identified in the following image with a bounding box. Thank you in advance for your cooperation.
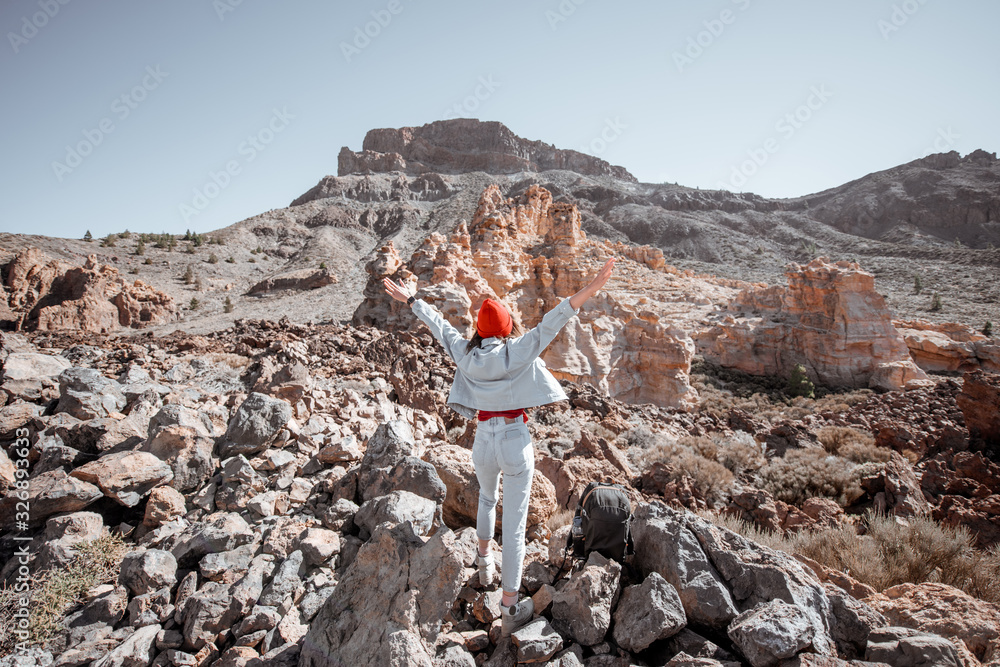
[506,258,616,367]
[569,258,615,310]
[383,277,468,363]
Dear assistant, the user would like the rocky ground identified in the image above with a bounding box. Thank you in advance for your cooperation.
[1,120,1000,666]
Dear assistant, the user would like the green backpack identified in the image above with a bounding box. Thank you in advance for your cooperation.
[565,481,634,563]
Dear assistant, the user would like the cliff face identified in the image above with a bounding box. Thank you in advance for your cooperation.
[337,119,637,182]
[695,258,931,391]
[353,184,708,410]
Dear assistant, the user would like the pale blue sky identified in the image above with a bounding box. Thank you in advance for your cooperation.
[2,0,997,239]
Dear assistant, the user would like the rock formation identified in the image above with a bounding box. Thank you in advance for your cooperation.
[353,184,709,410]
[246,268,337,296]
[895,320,1000,373]
[1,247,177,333]
[336,119,637,182]
[695,258,931,391]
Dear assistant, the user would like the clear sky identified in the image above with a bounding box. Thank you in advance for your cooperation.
[2,0,997,239]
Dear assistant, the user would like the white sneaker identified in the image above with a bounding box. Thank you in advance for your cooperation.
[477,553,495,587]
[501,598,534,636]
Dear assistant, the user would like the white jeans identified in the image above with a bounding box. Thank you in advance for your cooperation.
[472,416,534,593]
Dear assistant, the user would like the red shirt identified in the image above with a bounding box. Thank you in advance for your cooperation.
[477,409,528,423]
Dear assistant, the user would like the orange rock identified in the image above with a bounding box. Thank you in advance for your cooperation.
[1,248,177,333]
[864,582,1000,665]
[895,319,1000,373]
[694,258,931,391]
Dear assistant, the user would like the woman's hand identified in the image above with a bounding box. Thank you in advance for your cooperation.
[383,277,416,303]
[570,258,615,310]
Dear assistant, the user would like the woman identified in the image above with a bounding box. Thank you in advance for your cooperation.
[383,258,615,635]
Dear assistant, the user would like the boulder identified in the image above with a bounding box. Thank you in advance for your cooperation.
[91,623,160,667]
[511,618,564,663]
[864,582,1000,664]
[299,522,475,667]
[55,367,127,420]
[355,490,437,539]
[0,469,102,528]
[686,512,837,658]
[217,392,292,458]
[69,451,173,507]
[169,511,256,567]
[118,549,178,596]
[34,511,105,571]
[727,600,816,667]
[550,551,621,646]
[1,351,71,400]
[631,503,738,629]
[864,627,962,667]
[612,571,687,652]
[140,424,216,492]
[143,485,187,528]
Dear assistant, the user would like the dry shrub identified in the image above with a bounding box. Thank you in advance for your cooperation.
[199,352,250,370]
[703,510,1000,605]
[759,448,862,507]
[0,532,130,652]
[717,432,767,477]
[816,426,873,454]
[642,436,735,506]
[548,507,574,532]
[816,426,890,464]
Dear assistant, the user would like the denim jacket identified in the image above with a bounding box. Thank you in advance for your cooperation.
[410,296,581,419]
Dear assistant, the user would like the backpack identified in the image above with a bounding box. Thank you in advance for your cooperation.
[565,481,634,563]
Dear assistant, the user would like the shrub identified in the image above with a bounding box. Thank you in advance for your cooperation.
[83,230,92,242]
[984,321,994,337]
[913,274,922,295]
[816,426,874,454]
[225,256,235,263]
[134,240,145,256]
[119,229,130,239]
[99,234,116,248]
[930,292,943,312]
[759,448,861,506]
[248,257,256,263]
[716,432,766,477]
[195,276,204,292]
[641,436,735,506]
[182,266,194,284]
[0,533,129,649]
[189,297,200,310]
[319,261,327,270]
[787,364,815,399]
[129,267,139,274]
[208,253,218,264]
[144,257,153,265]
[224,296,234,313]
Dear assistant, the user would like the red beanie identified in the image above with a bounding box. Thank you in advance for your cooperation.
[476,299,512,338]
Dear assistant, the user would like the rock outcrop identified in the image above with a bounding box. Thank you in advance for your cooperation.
[1,247,177,333]
[336,119,637,182]
[895,320,1000,373]
[246,268,337,296]
[353,184,707,409]
[695,258,931,391]
[956,370,1000,448]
